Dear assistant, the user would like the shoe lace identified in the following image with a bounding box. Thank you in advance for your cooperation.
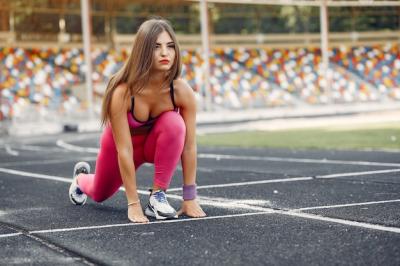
[154,191,167,203]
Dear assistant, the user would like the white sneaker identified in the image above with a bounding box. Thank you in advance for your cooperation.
[145,190,177,220]
[69,162,90,205]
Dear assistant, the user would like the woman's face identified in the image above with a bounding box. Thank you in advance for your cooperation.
[152,31,175,72]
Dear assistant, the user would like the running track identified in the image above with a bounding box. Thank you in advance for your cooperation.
[0,132,399,265]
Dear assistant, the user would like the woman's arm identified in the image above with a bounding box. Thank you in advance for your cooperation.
[174,79,206,217]
[177,83,197,186]
[109,85,148,223]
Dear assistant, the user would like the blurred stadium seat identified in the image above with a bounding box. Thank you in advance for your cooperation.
[1,44,399,120]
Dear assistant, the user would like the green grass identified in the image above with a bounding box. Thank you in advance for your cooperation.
[197,126,400,151]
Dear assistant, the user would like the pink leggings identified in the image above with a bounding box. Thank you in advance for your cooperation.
[77,111,186,202]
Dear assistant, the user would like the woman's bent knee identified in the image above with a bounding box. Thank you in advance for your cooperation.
[156,111,186,135]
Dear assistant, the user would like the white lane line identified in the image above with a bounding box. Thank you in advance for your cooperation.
[2,165,398,197]
[56,139,400,167]
[0,211,272,238]
[61,133,101,143]
[32,211,272,235]
[4,145,19,156]
[195,196,272,212]
[56,140,99,153]
[168,176,314,191]
[4,163,393,196]
[0,167,150,196]
[278,209,400,234]
[1,167,400,236]
[317,169,400,179]
[168,168,400,192]
[177,165,214,173]
[17,145,71,153]
[0,232,23,238]
[0,157,97,168]
[173,196,400,234]
[0,167,73,183]
[194,197,400,233]
[198,153,400,167]
[2,203,400,238]
[296,199,400,211]
[3,144,72,154]
[2,166,398,214]
[0,166,267,212]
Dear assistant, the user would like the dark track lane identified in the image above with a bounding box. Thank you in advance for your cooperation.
[1,132,399,265]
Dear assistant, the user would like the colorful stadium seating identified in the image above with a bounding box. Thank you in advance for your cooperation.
[0,45,399,120]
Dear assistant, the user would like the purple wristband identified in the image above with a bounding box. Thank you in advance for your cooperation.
[182,184,197,200]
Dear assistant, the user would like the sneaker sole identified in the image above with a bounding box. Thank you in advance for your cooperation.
[69,193,86,205]
[69,183,87,205]
[145,205,167,220]
[73,162,91,177]
[145,205,177,220]
[69,162,90,206]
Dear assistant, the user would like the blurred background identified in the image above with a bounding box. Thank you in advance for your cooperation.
[0,0,399,138]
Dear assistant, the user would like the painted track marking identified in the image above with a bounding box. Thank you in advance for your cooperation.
[1,167,400,237]
[1,204,400,239]
[168,168,400,191]
[197,153,400,167]
[2,167,399,194]
[297,199,400,211]
[4,145,19,156]
[0,212,272,239]
[0,157,97,167]
[56,139,400,167]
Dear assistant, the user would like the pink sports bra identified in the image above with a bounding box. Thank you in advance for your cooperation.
[128,82,178,129]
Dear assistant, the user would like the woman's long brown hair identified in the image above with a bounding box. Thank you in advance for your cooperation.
[100,18,181,126]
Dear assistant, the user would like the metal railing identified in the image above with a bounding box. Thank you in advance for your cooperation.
[1,30,399,49]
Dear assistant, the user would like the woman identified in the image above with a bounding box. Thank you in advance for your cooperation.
[68,18,206,223]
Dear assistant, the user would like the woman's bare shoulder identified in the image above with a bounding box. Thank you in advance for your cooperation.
[110,83,130,111]
[113,83,129,96]
[173,79,194,95]
[173,79,196,107]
